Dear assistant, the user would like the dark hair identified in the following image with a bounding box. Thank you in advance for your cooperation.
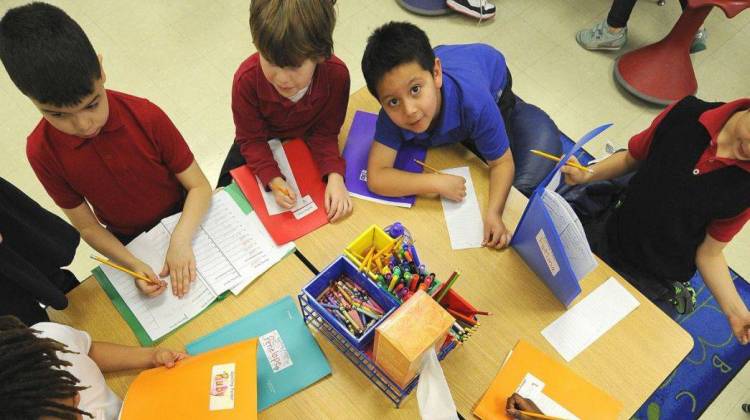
[0,2,101,107]
[0,316,92,419]
[361,21,435,99]
[249,0,337,68]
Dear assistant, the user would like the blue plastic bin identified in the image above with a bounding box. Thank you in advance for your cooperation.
[302,256,398,350]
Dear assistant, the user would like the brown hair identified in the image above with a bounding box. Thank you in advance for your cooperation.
[249,0,337,67]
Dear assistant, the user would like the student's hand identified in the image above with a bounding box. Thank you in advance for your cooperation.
[483,213,511,249]
[436,173,467,202]
[506,392,543,418]
[162,240,196,298]
[728,310,750,345]
[152,348,188,368]
[325,173,353,223]
[131,259,167,297]
[269,177,297,209]
[561,156,594,185]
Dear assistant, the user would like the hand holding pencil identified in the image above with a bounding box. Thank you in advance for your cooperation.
[269,176,297,209]
[558,155,595,186]
[91,255,167,297]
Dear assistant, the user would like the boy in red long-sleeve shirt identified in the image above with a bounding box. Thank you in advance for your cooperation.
[217,0,353,222]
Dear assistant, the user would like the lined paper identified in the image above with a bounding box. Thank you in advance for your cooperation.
[440,166,484,250]
[541,277,640,361]
[541,188,597,280]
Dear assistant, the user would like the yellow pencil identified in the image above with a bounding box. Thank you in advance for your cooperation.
[414,159,444,175]
[90,255,161,285]
[270,184,294,200]
[517,410,567,420]
[530,149,594,174]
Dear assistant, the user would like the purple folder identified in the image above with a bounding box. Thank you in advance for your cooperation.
[342,111,427,208]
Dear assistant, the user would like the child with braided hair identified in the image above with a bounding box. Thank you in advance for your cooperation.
[0,316,186,419]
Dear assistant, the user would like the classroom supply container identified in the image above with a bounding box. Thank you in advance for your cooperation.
[344,224,421,280]
[302,256,398,350]
[298,223,479,407]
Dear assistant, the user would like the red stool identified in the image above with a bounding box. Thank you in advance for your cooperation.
[614,0,750,105]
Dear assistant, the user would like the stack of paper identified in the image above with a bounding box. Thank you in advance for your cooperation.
[440,166,484,250]
[95,190,294,343]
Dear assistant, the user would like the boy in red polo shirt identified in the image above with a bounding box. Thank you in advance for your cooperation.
[217,0,352,222]
[0,3,212,299]
[563,96,750,344]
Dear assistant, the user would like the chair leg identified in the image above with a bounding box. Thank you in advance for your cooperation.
[657,0,665,5]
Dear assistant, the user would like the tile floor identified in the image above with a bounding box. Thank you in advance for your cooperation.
[0,0,748,417]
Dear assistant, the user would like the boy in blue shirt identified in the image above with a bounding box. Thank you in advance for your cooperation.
[362,22,560,249]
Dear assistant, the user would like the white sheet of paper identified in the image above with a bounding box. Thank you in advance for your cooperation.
[100,190,294,340]
[440,166,484,250]
[255,139,307,216]
[102,226,216,341]
[542,277,640,361]
[292,195,316,220]
[515,373,580,420]
[541,188,597,280]
[229,211,295,295]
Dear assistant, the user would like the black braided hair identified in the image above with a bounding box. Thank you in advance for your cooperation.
[0,316,92,419]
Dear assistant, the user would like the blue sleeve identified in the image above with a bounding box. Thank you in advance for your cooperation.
[373,109,403,151]
[469,96,509,161]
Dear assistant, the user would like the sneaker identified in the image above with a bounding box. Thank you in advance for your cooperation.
[669,281,697,315]
[447,0,496,20]
[690,28,707,54]
[576,20,627,51]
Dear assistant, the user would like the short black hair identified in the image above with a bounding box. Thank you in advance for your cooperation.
[361,21,435,99]
[0,2,101,107]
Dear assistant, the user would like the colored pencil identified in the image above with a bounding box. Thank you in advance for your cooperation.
[529,149,594,173]
[90,255,161,285]
[413,159,444,175]
[447,308,477,326]
[474,310,492,316]
[435,271,460,303]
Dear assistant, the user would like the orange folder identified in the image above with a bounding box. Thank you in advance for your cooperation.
[474,339,621,420]
[121,338,258,420]
[231,138,328,245]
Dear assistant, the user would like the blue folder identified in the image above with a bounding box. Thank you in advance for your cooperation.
[510,124,612,307]
[186,295,331,410]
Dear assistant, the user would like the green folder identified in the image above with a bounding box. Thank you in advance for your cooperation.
[186,296,331,410]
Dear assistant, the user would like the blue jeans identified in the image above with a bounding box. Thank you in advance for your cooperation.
[505,98,561,196]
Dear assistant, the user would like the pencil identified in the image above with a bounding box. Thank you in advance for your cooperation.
[90,255,161,285]
[517,410,567,420]
[529,149,594,174]
[435,271,460,303]
[474,310,493,316]
[270,184,294,200]
[414,159,444,175]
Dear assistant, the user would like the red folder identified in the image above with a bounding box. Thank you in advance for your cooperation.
[231,139,328,244]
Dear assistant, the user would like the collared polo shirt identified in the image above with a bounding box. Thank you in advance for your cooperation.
[232,53,349,186]
[27,90,194,237]
[628,98,750,242]
[374,43,510,161]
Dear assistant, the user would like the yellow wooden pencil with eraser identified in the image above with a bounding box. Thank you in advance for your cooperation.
[414,159,444,175]
[90,255,161,285]
[530,149,594,174]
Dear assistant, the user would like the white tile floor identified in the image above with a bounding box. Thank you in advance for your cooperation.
[0,0,748,417]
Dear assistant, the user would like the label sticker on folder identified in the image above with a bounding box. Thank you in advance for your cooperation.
[260,330,293,373]
[536,229,560,276]
[209,363,236,411]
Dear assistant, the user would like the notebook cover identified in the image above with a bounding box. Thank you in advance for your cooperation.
[186,295,331,411]
[473,339,622,420]
[342,110,427,207]
[230,139,328,245]
[120,338,258,420]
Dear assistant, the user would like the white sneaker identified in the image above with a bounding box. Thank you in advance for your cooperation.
[447,0,496,19]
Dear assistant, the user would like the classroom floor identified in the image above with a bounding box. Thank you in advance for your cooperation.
[0,0,749,417]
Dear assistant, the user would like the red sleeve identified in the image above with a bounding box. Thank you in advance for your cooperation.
[628,102,679,161]
[145,101,194,174]
[707,208,750,242]
[26,132,84,209]
[232,71,281,186]
[305,62,350,179]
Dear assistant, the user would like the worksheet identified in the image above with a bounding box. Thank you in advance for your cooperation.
[440,166,484,250]
[541,277,640,361]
